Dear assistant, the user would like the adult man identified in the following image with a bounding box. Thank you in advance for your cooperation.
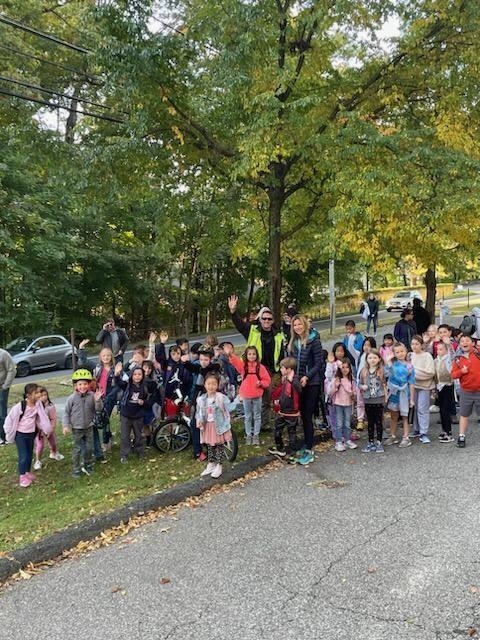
[412,297,431,336]
[0,347,16,444]
[96,318,128,363]
[227,295,285,427]
[365,293,379,335]
[452,335,480,448]
[394,309,417,351]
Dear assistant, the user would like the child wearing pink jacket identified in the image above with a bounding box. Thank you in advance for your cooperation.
[4,383,52,487]
[223,344,271,445]
[33,386,64,470]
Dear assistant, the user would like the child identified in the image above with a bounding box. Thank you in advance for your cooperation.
[33,386,64,470]
[176,337,189,355]
[435,341,455,442]
[343,320,364,368]
[324,343,355,435]
[155,334,191,411]
[115,363,148,462]
[451,335,480,448]
[268,357,302,462]
[356,337,377,431]
[410,335,436,443]
[384,343,415,448]
[142,360,162,445]
[359,349,386,453]
[379,333,394,365]
[226,344,271,445]
[196,372,236,479]
[4,383,52,487]
[63,370,103,478]
[423,324,439,356]
[328,358,358,452]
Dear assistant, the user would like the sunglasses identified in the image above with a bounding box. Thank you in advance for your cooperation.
[261,317,274,321]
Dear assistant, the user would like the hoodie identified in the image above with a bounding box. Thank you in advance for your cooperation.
[116,367,148,419]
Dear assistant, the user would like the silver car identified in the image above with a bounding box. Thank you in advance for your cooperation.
[6,335,76,378]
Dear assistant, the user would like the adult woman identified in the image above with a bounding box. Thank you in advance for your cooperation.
[287,315,323,465]
[364,293,379,335]
[410,335,436,443]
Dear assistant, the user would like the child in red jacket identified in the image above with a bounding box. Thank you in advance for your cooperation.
[224,344,270,445]
[268,357,302,462]
[451,335,480,448]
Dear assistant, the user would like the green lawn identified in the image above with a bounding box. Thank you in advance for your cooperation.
[0,416,260,552]
[9,375,73,405]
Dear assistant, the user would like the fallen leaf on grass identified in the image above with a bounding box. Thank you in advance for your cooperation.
[19,569,32,580]
[160,577,171,585]
[111,585,127,595]
[467,627,477,637]
[469,586,479,594]
[367,566,377,574]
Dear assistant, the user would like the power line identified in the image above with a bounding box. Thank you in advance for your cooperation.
[0,13,91,54]
[0,86,125,124]
[0,43,102,85]
[0,74,116,112]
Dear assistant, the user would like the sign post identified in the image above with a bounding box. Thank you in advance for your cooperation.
[329,259,335,334]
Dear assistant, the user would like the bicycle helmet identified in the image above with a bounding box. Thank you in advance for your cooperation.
[72,368,93,382]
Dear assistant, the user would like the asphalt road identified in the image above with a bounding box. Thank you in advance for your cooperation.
[1,413,480,639]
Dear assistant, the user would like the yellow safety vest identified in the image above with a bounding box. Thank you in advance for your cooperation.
[246,325,284,372]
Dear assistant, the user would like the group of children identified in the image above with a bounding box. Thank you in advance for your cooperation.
[3,318,479,487]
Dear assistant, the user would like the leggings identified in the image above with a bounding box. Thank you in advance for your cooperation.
[207,444,225,464]
[300,385,319,450]
[438,385,454,435]
[35,431,57,458]
[365,403,384,443]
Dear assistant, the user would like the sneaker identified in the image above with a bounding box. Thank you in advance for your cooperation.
[350,432,360,441]
[120,457,128,464]
[245,435,253,445]
[297,450,315,465]
[0,439,5,446]
[345,440,357,449]
[375,441,385,453]
[252,435,260,445]
[25,471,36,481]
[201,462,216,477]
[286,455,297,464]
[50,452,65,461]
[295,447,307,458]
[268,447,286,458]
[96,456,107,463]
[419,434,430,444]
[356,420,365,431]
[19,474,32,488]
[457,435,466,448]
[33,460,42,471]
[210,464,223,478]
[409,431,421,439]
[399,437,412,448]
[384,435,400,446]
[81,466,92,476]
[334,442,346,452]
[439,433,454,443]
[362,442,377,453]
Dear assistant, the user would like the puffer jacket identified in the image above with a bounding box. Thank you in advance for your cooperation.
[288,328,323,385]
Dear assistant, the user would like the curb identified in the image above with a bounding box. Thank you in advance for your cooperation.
[0,453,274,583]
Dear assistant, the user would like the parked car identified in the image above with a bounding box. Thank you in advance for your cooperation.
[386,290,422,312]
[5,335,76,377]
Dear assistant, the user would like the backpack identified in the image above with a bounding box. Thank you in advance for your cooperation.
[91,407,110,430]
[460,315,476,337]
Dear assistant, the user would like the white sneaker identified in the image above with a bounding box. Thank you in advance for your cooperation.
[50,452,64,461]
[334,442,346,452]
[33,460,42,471]
[345,440,358,449]
[210,464,223,478]
[201,462,216,477]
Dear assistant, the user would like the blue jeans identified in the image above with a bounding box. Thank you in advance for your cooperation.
[92,427,105,460]
[334,405,353,442]
[243,397,262,436]
[15,431,35,475]
[0,388,9,441]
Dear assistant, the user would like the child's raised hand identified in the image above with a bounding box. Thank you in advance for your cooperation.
[180,353,189,363]
[227,294,238,313]
[148,331,157,343]
[160,331,168,344]
[94,389,103,402]
[79,338,90,349]
[114,362,123,376]
[327,352,335,364]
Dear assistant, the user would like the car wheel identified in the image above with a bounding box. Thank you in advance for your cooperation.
[64,355,73,370]
[16,362,31,377]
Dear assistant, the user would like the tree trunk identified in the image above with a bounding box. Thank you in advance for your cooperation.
[268,185,284,323]
[424,267,436,321]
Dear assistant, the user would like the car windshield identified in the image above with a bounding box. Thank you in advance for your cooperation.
[5,337,33,354]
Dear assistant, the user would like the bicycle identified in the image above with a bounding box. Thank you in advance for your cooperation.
[151,398,239,462]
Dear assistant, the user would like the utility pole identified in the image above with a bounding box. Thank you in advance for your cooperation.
[329,259,336,334]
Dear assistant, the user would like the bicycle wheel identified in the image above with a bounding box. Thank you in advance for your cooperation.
[153,418,191,453]
[224,429,238,463]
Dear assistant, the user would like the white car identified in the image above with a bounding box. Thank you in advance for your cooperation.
[386,290,422,312]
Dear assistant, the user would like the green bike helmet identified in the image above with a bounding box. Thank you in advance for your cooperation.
[72,368,93,382]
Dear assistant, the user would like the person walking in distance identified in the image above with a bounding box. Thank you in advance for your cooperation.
[96,318,128,364]
[0,347,16,445]
[227,295,285,428]
[365,293,379,336]
[451,335,480,448]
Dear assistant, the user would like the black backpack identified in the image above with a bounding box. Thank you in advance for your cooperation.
[460,315,476,337]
